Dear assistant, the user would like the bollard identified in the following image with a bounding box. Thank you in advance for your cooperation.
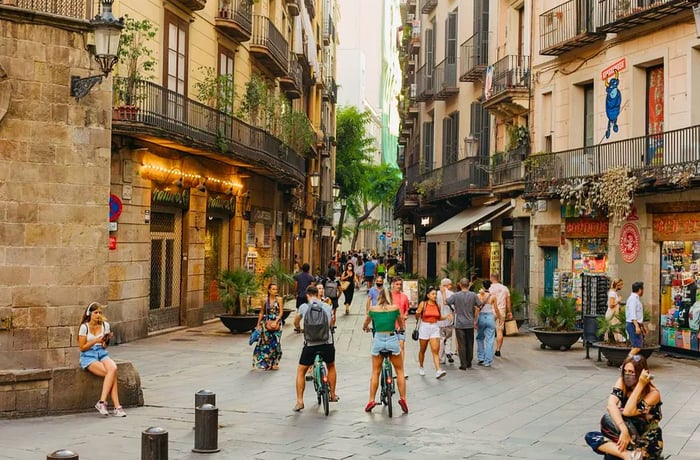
[194,389,216,408]
[141,427,168,460]
[192,403,219,453]
[47,450,78,460]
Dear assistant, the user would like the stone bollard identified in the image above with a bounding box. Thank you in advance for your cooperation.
[141,427,168,460]
[194,389,216,408]
[192,403,219,453]
[47,450,78,460]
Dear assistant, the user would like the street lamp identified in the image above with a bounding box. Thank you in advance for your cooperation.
[70,0,124,101]
[309,172,320,189]
[332,183,340,200]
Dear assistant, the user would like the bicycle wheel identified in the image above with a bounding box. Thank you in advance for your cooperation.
[314,364,322,405]
[322,385,329,416]
[382,362,393,417]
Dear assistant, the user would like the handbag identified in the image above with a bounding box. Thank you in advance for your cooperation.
[340,280,351,291]
[600,413,643,443]
[412,319,421,341]
[248,327,261,345]
[504,319,519,336]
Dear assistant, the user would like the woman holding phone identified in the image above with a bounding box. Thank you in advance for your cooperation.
[78,302,125,417]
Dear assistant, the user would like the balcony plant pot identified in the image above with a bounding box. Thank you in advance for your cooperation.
[593,342,661,367]
[531,296,582,350]
[113,105,140,122]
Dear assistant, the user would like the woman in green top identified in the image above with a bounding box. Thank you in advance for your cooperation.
[362,288,408,413]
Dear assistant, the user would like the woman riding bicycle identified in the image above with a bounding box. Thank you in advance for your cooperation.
[362,287,408,414]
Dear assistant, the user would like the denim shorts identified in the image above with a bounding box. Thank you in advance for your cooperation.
[80,346,109,369]
[371,332,401,356]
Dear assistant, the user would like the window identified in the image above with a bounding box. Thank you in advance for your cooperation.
[218,46,235,115]
[422,121,434,172]
[445,10,458,85]
[470,102,490,157]
[583,84,594,147]
[164,11,189,120]
[442,112,459,165]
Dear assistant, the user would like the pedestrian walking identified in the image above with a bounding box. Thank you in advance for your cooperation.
[437,278,455,365]
[476,281,498,367]
[340,262,357,315]
[416,286,453,379]
[391,276,411,365]
[293,263,315,311]
[626,281,648,357]
[606,278,626,343]
[253,283,283,370]
[78,302,126,417]
[365,276,384,312]
[447,278,481,370]
[489,274,512,357]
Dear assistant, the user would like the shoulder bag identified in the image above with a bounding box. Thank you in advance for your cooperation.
[412,318,421,341]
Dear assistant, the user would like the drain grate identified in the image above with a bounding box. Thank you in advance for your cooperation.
[170,338,195,342]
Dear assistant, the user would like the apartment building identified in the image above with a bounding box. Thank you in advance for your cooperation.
[396,0,531,295]
[529,0,700,355]
[0,0,338,396]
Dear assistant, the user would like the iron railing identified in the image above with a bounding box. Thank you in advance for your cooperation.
[491,145,529,187]
[216,0,252,36]
[540,0,600,55]
[323,14,335,45]
[112,78,306,183]
[415,64,434,102]
[488,55,530,99]
[251,15,289,72]
[9,0,88,19]
[434,57,459,99]
[421,0,437,14]
[597,0,690,33]
[525,124,700,194]
[459,32,488,82]
[421,156,490,202]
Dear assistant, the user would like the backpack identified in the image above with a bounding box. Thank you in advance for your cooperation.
[304,301,330,342]
[324,278,339,299]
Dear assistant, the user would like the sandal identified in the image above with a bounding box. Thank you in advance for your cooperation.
[330,395,340,402]
[399,398,409,413]
[292,403,304,412]
[364,401,378,412]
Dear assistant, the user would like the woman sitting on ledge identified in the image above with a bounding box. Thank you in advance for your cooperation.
[78,302,125,417]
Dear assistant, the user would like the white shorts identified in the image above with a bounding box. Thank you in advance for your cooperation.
[419,322,441,340]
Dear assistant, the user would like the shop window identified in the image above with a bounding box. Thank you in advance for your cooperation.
[149,211,182,315]
[660,241,700,352]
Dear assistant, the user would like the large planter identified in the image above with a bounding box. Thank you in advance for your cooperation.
[593,342,661,366]
[217,314,259,334]
[530,327,583,351]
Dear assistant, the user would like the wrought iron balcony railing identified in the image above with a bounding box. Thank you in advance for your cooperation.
[486,55,530,101]
[8,0,88,19]
[525,124,700,195]
[491,145,529,187]
[280,54,303,99]
[251,15,289,77]
[421,0,437,14]
[420,156,491,203]
[459,32,488,82]
[434,57,459,100]
[539,0,602,56]
[215,0,252,42]
[597,0,690,34]
[415,64,434,102]
[112,78,306,185]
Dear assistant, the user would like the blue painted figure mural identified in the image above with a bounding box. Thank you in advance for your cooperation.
[605,70,621,139]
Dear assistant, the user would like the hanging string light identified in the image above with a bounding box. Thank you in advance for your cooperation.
[140,164,244,192]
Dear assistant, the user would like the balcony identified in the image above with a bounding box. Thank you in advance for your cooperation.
[394,182,420,218]
[250,15,289,77]
[420,156,491,203]
[459,32,488,82]
[6,0,88,19]
[215,0,252,43]
[524,124,700,196]
[415,64,434,102]
[324,77,337,103]
[280,54,303,99]
[304,0,315,18]
[323,14,335,46]
[176,0,206,11]
[597,0,691,34]
[111,78,306,186]
[491,145,529,190]
[483,55,530,116]
[408,33,421,55]
[540,0,602,56]
[434,57,459,100]
[285,0,300,17]
[421,0,437,14]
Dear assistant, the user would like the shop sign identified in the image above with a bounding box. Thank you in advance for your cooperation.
[151,186,190,210]
[653,213,700,241]
[207,194,236,215]
[535,224,560,247]
[619,222,640,263]
[250,206,273,223]
[565,218,609,239]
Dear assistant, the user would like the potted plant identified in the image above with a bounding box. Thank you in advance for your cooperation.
[530,297,583,350]
[510,288,528,330]
[113,16,157,121]
[216,268,261,333]
[594,307,660,366]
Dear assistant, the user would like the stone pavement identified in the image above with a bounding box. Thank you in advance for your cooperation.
[1,289,699,460]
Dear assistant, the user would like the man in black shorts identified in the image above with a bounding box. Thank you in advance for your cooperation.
[293,285,338,411]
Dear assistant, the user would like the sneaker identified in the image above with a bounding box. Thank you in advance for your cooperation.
[495,350,501,357]
[447,354,454,364]
[478,360,484,365]
[398,398,409,413]
[113,406,126,417]
[418,367,425,376]
[94,400,109,416]
[436,369,447,379]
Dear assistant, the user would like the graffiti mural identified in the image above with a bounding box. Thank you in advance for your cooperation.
[601,59,626,139]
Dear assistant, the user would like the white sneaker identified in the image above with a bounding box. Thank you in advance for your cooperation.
[418,367,425,376]
[436,369,447,379]
[113,406,127,417]
[94,400,109,416]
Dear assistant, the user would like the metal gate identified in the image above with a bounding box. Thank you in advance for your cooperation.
[149,211,182,332]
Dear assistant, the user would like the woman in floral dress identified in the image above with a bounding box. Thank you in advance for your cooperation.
[253,283,283,370]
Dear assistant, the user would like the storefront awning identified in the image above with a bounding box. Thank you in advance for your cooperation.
[425,200,514,243]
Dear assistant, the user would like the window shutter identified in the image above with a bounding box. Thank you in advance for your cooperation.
[442,117,451,165]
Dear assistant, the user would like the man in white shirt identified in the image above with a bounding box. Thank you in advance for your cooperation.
[489,274,512,357]
[437,278,455,364]
[625,281,647,356]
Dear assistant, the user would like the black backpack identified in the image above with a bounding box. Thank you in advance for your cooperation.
[304,301,330,342]
[324,278,339,299]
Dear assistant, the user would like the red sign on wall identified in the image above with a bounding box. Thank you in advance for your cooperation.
[565,218,609,239]
[619,223,640,263]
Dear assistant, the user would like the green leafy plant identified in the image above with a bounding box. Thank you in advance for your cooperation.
[116,16,157,105]
[506,125,529,151]
[259,259,294,296]
[279,110,315,156]
[597,306,652,346]
[535,297,578,331]
[194,66,236,115]
[510,288,526,318]
[217,268,260,315]
[440,259,476,286]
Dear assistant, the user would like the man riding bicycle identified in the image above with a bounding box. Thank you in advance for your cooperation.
[293,285,339,411]
[362,287,408,414]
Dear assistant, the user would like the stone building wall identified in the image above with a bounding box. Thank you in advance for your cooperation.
[0,12,112,371]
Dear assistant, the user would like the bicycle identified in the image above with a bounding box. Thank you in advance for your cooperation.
[378,349,396,417]
[311,351,330,416]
